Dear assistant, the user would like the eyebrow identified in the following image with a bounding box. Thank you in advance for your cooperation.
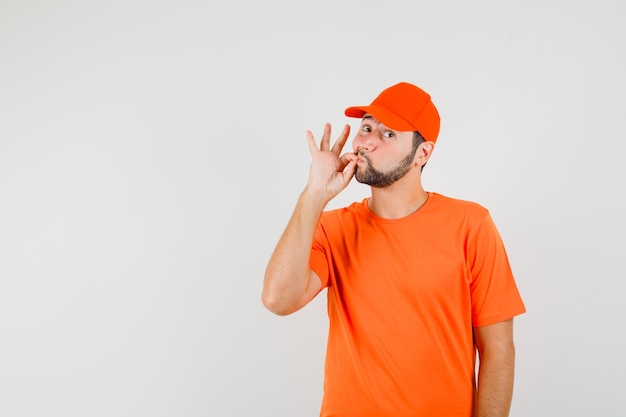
[362,115,390,129]
[360,116,399,134]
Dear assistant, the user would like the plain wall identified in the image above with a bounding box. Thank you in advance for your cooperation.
[1,0,625,416]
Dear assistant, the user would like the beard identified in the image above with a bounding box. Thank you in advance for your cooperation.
[355,147,418,188]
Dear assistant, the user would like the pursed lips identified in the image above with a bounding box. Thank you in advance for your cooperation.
[356,151,370,165]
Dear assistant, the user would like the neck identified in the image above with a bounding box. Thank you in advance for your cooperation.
[367,174,429,219]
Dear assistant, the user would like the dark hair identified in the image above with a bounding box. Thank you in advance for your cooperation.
[413,131,427,171]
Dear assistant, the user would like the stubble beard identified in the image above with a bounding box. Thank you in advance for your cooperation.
[354,148,418,188]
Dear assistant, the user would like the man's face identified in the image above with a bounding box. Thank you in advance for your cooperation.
[352,115,418,188]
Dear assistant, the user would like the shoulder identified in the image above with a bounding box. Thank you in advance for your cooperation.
[425,193,498,238]
[320,199,366,222]
[317,199,367,237]
[428,192,490,219]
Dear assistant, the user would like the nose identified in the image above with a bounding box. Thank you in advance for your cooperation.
[352,130,377,153]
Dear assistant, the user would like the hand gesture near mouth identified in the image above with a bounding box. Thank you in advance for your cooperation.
[305,123,357,204]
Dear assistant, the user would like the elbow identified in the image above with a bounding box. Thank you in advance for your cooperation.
[262,267,313,316]
[261,289,296,316]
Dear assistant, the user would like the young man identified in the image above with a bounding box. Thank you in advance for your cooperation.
[262,82,526,417]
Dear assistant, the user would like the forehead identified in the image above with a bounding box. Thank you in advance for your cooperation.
[361,114,410,134]
[361,114,385,126]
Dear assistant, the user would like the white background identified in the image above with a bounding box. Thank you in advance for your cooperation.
[1,1,625,416]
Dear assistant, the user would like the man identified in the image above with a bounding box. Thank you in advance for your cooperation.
[262,82,526,417]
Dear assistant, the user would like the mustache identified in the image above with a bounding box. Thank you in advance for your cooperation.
[357,150,371,164]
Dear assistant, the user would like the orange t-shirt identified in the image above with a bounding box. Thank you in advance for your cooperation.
[310,192,526,417]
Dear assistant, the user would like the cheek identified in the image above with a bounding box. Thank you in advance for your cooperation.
[352,131,375,152]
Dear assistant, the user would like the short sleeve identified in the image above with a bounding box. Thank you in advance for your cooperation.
[468,211,526,327]
[310,221,330,288]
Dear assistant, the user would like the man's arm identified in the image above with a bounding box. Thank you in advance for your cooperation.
[261,191,326,315]
[262,123,356,315]
[473,318,516,417]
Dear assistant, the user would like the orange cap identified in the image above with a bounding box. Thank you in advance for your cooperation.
[345,82,440,143]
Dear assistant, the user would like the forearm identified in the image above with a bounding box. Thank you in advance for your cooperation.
[475,342,516,417]
[262,188,327,315]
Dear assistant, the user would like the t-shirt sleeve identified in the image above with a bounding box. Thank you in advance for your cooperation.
[468,211,526,327]
[310,221,330,288]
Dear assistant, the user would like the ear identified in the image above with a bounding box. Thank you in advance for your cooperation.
[414,141,435,167]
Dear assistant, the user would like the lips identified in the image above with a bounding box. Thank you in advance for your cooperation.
[356,152,370,165]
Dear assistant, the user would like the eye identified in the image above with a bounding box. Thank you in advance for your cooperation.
[361,125,372,133]
[383,131,395,138]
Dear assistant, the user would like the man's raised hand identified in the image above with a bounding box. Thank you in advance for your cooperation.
[305,123,357,203]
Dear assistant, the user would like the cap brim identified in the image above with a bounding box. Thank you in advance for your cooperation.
[344,105,416,131]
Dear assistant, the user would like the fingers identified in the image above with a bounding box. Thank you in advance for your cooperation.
[339,152,357,185]
[306,123,331,155]
[339,151,357,167]
[307,123,352,157]
[331,124,351,155]
[342,159,357,183]
[306,130,317,156]
[319,123,332,152]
